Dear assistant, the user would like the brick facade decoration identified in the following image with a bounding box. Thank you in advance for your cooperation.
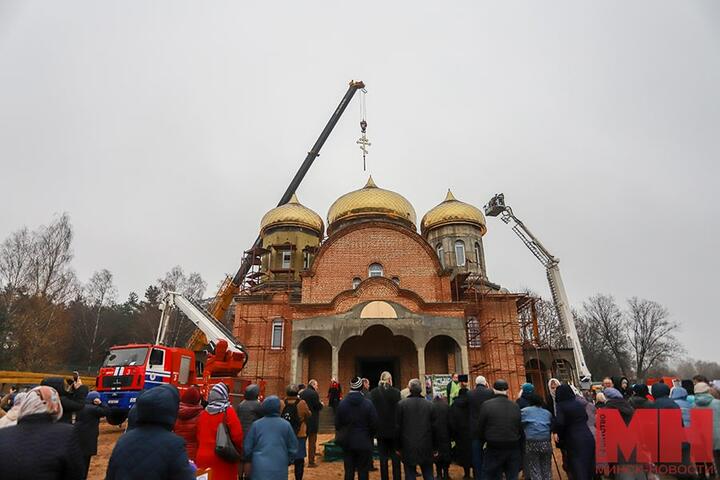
[233,179,530,399]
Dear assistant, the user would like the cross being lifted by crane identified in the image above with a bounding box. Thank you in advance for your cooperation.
[484,193,592,388]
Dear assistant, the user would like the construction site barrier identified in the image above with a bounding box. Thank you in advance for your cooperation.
[0,370,96,392]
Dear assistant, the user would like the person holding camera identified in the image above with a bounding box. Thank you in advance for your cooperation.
[74,386,109,476]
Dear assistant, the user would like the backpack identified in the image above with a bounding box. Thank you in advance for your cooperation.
[282,399,301,434]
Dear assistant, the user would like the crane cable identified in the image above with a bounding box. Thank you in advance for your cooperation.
[356,88,371,171]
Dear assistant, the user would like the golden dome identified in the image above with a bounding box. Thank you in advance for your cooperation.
[327,176,417,232]
[421,190,487,235]
[260,193,324,235]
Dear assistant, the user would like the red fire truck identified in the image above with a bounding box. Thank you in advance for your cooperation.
[97,292,248,424]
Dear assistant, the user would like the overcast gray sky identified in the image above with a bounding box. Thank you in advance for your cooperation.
[1,1,718,361]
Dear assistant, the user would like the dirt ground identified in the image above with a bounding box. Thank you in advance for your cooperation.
[89,422,566,479]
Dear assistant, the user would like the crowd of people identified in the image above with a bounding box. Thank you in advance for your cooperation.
[0,372,717,480]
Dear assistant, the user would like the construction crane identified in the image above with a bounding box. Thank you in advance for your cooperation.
[187,80,366,351]
[484,193,592,388]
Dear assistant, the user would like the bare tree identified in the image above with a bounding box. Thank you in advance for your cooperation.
[158,266,207,346]
[84,269,117,370]
[626,297,682,380]
[582,294,630,377]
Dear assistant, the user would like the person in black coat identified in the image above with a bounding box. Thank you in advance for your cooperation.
[477,380,523,480]
[369,372,402,480]
[106,384,194,480]
[468,375,494,476]
[41,377,84,424]
[74,387,109,476]
[629,384,653,409]
[335,376,378,480]
[553,384,595,480]
[432,396,451,480]
[449,387,473,479]
[299,379,323,467]
[396,378,437,480]
[0,385,85,480]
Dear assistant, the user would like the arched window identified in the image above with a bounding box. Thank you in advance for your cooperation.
[436,244,444,267]
[455,240,466,266]
[467,316,481,348]
[391,276,400,285]
[368,263,384,277]
[271,318,284,349]
[474,242,482,266]
[352,277,361,289]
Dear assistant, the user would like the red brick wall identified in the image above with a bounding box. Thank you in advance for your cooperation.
[302,223,452,304]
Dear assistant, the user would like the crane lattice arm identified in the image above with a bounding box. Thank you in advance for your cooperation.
[485,194,592,385]
[186,80,366,352]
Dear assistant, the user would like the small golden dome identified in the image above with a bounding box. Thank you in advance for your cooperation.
[327,176,417,232]
[421,190,487,235]
[260,193,324,235]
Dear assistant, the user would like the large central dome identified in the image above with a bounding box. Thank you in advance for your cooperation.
[327,176,417,233]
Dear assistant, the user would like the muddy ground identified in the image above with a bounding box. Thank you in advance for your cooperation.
[89,422,565,479]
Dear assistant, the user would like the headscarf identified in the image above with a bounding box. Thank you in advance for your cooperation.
[555,384,575,402]
[18,386,63,421]
[547,378,561,399]
[12,392,27,408]
[243,384,260,401]
[669,386,688,400]
[206,383,230,414]
[603,387,623,400]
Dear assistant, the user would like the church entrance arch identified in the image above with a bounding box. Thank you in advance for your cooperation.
[339,325,417,391]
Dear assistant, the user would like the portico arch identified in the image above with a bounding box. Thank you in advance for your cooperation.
[295,336,332,393]
[424,335,462,376]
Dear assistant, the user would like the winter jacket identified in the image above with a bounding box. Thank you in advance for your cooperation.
[449,391,473,467]
[173,402,203,461]
[554,397,595,480]
[279,397,311,438]
[693,392,720,450]
[41,378,84,424]
[196,407,244,480]
[629,395,653,410]
[243,397,298,480]
[521,405,552,441]
[669,387,692,426]
[335,391,378,452]
[432,399,451,462]
[603,398,634,425]
[516,391,533,410]
[396,393,436,465]
[235,400,263,436]
[650,383,680,411]
[477,394,522,449]
[369,384,401,440]
[0,413,85,480]
[467,384,494,439]
[74,401,109,456]
[106,384,194,480]
[299,385,322,434]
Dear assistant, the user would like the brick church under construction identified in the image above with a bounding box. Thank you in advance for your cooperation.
[231,177,576,399]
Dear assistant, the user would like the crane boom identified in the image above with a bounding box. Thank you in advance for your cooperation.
[157,292,247,359]
[485,194,592,386]
[187,80,366,352]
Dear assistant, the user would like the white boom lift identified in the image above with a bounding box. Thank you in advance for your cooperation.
[484,194,592,388]
[156,291,246,356]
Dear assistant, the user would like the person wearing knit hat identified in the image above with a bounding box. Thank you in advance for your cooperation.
[493,379,509,394]
[517,382,535,409]
[335,375,378,479]
[174,386,204,462]
[196,383,245,479]
[75,387,110,475]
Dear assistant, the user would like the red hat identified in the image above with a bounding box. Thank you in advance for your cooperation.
[181,386,201,405]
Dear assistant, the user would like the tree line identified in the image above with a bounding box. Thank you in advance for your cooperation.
[0,214,207,372]
[1,214,717,382]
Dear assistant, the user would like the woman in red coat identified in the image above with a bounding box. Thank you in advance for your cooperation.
[196,383,243,480]
[174,386,203,461]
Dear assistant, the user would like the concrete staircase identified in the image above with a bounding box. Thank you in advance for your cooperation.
[318,406,335,434]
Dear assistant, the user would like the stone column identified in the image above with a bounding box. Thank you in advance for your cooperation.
[331,345,339,381]
[459,344,469,374]
[290,347,299,384]
[417,346,426,383]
